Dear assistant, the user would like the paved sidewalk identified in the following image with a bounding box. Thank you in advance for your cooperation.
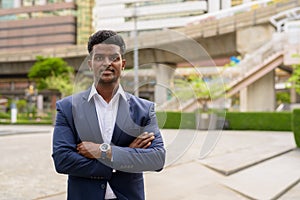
[0,125,299,199]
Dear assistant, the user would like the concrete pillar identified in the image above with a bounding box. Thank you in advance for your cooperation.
[153,63,176,105]
[208,0,220,13]
[240,87,248,112]
[222,0,231,9]
[239,70,276,111]
[37,95,43,115]
[290,86,297,104]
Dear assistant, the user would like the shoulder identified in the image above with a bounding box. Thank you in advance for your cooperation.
[126,92,154,107]
[125,93,156,116]
[56,89,90,108]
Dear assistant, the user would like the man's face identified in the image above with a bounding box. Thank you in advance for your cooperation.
[88,43,125,85]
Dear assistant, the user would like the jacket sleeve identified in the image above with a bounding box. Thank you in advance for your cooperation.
[52,99,113,179]
[111,103,166,173]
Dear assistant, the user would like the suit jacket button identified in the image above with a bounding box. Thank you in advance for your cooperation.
[101,184,106,190]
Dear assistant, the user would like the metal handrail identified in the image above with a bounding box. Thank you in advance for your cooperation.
[224,33,285,90]
[270,7,300,32]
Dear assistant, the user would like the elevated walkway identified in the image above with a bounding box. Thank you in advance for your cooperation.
[161,32,299,112]
[224,33,286,97]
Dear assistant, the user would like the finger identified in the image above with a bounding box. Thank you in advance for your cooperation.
[143,141,152,149]
[138,135,155,148]
[136,133,154,146]
[137,132,148,139]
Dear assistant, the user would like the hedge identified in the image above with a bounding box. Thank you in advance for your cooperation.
[292,109,300,147]
[0,111,294,132]
[225,112,292,131]
[156,111,292,131]
[156,111,195,129]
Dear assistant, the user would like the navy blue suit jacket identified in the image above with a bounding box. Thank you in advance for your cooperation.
[52,89,166,200]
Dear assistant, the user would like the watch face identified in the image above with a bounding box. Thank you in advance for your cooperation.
[100,143,109,152]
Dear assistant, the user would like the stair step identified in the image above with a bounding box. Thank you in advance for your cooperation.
[199,132,296,175]
[221,149,300,200]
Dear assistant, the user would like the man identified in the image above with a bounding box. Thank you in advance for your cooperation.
[52,30,166,200]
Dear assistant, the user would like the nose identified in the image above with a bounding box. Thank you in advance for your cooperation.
[103,57,111,66]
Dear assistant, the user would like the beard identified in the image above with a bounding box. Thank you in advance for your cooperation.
[94,71,119,86]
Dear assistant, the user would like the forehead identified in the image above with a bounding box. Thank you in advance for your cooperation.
[92,43,121,54]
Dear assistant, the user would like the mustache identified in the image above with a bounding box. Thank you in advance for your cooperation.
[103,66,114,72]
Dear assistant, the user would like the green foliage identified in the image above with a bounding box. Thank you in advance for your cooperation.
[225,112,292,131]
[156,111,195,129]
[174,74,225,112]
[0,112,10,119]
[28,56,75,96]
[44,73,74,97]
[292,109,300,147]
[276,92,291,105]
[155,111,292,131]
[28,56,73,80]
[16,99,27,113]
[288,63,300,95]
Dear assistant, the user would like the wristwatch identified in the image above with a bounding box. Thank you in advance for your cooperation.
[99,143,111,159]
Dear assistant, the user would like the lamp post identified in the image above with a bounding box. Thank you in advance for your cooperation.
[133,2,139,97]
[25,84,37,120]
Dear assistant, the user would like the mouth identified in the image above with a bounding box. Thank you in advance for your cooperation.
[101,67,115,75]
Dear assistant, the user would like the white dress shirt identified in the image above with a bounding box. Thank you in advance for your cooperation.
[88,84,127,199]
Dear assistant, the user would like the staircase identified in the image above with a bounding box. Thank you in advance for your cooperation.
[224,33,285,97]
[159,33,291,112]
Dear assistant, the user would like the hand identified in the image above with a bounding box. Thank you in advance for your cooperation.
[77,141,100,159]
[129,132,155,149]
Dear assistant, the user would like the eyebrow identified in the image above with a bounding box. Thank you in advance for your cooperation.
[93,53,120,57]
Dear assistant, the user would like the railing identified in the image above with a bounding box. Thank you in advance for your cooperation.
[179,0,300,38]
[187,0,275,25]
[224,33,285,90]
[270,7,300,32]
[159,33,287,111]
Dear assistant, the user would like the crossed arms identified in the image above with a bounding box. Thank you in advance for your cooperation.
[52,99,166,178]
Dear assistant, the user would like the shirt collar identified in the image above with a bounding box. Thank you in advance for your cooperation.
[88,84,127,102]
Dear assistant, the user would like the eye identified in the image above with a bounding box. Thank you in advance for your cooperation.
[94,55,104,61]
[110,55,120,62]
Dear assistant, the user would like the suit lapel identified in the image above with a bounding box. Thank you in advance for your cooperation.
[73,89,103,143]
[112,93,141,145]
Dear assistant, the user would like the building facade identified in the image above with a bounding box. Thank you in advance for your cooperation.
[93,0,256,35]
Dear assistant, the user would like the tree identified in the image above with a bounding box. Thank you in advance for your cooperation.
[174,74,224,112]
[28,56,75,97]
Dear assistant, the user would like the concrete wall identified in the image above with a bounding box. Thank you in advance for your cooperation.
[240,70,276,111]
[236,25,275,55]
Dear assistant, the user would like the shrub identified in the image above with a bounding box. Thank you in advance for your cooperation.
[156,111,195,129]
[0,112,10,119]
[156,111,292,131]
[225,112,292,131]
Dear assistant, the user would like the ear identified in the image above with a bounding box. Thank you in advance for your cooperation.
[88,59,92,71]
[122,59,126,70]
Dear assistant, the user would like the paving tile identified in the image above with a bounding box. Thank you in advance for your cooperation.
[279,180,300,200]
[199,131,296,175]
[221,150,300,200]
[145,162,224,200]
[1,127,299,200]
[0,133,66,200]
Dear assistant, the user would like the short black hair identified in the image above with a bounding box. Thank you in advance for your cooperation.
[87,30,126,55]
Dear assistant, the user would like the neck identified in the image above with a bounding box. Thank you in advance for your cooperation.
[96,82,119,103]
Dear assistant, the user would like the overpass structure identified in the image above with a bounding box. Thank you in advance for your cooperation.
[180,32,300,112]
[1,0,300,111]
